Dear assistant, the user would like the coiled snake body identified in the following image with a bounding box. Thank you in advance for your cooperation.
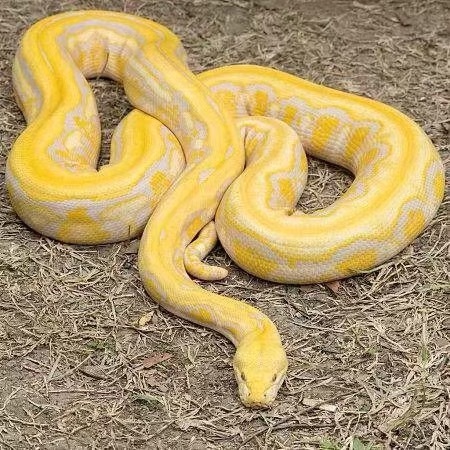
[7,11,444,407]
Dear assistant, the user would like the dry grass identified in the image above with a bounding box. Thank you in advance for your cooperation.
[0,0,449,448]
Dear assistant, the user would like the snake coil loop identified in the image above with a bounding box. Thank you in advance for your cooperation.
[7,10,444,407]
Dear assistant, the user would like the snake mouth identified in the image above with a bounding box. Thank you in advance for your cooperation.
[237,374,286,408]
[241,396,274,409]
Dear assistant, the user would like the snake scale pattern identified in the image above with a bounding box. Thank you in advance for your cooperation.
[6,11,444,407]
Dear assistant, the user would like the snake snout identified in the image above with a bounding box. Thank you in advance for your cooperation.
[241,391,274,409]
[238,381,280,408]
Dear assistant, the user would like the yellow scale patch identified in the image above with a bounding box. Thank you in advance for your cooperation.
[190,307,213,324]
[277,178,296,205]
[230,238,279,279]
[150,171,173,196]
[186,216,205,240]
[335,249,378,275]
[282,105,298,125]
[311,115,341,149]
[343,126,373,163]
[403,210,426,241]
[57,207,110,243]
[433,171,445,199]
[253,90,268,115]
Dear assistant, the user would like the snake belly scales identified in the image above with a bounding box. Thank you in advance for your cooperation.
[6,11,444,407]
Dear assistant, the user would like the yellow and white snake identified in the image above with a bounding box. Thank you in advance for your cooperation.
[6,11,444,407]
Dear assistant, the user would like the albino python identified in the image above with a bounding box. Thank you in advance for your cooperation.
[6,11,444,407]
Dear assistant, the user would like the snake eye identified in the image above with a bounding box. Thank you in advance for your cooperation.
[241,372,246,381]
[272,373,277,382]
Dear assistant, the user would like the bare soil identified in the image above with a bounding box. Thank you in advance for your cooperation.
[0,0,448,449]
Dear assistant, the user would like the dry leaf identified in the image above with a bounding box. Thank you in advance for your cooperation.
[302,397,337,412]
[80,365,107,380]
[325,280,341,294]
[133,393,164,408]
[138,311,154,327]
[142,353,172,369]
[143,371,159,387]
[123,239,140,254]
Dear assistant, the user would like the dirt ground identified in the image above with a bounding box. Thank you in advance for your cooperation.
[0,0,448,448]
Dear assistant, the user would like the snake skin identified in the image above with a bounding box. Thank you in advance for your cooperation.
[6,10,444,407]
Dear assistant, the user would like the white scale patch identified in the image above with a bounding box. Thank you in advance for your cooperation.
[198,168,214,183]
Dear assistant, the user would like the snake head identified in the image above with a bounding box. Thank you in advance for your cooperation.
[233,325,288,408]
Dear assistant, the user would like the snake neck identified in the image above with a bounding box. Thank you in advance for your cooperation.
[139,245,275,346]
[236,317,282,347]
